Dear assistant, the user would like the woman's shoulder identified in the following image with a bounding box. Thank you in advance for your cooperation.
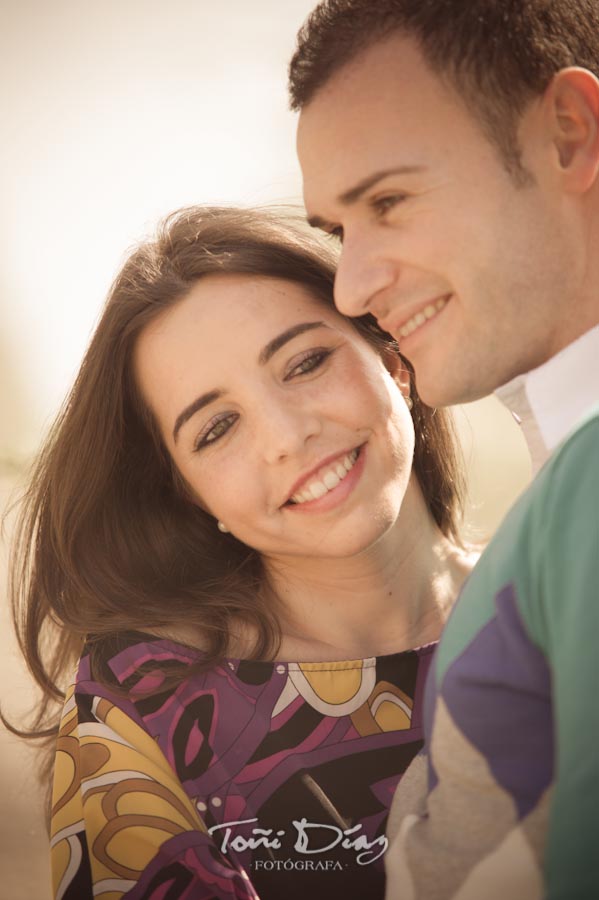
[75,629,201,687]
[69,628,439,714]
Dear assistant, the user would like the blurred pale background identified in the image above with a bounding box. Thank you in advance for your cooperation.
[0,2,530,898]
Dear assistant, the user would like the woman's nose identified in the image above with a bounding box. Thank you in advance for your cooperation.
[256,396,322,465]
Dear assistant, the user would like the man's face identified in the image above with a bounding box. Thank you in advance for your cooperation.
[297,35,580,406]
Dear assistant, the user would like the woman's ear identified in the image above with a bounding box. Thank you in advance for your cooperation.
[381,347,412,399]
[395,365,412,402]
[381,345,401,375]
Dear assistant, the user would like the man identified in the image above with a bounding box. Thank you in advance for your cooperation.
[289,2,599,898]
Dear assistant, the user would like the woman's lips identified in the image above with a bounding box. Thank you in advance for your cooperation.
[284,444,366,513]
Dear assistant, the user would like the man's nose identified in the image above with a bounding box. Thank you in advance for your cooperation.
[333,233,397,319]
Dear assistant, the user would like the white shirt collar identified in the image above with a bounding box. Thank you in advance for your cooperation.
[495,325,599,475]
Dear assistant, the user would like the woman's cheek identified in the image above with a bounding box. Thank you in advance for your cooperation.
[387,405,416,462]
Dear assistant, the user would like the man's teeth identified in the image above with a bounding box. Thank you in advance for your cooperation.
[399,296,448,338]
[290,449,359,504]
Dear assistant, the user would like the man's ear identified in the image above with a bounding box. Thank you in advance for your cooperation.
[545,67,599,192]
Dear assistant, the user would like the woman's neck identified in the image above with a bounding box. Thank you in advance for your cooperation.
[154,484,476,663]
[264,483,476,662]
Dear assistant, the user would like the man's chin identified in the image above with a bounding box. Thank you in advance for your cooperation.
[413,371,492,408]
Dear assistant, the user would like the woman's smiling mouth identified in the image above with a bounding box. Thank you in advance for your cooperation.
[285,445,365,509]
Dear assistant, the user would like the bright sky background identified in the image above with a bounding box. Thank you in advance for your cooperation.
[0,0,315,454]
[0,0,530,536]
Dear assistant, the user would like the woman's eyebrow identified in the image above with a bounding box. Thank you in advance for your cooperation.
[173,389,223,444]
[258,321,325,365]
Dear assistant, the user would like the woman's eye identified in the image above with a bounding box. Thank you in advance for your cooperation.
[286,349,332,380]
[194,414,237,451]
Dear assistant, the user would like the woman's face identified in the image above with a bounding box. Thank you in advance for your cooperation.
[134,274,416,564]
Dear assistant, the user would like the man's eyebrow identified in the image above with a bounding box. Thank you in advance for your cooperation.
[307,166,425,228]
[339,165,425,205]
[258,321,325,365]
[173,389,223,444]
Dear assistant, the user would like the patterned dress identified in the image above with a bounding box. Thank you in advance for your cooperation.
[51,632,435,899]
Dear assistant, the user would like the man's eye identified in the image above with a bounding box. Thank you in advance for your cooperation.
[194,414,237,451]
[373,194,407,216]
[286,349,332,380]
[325,226,344,243]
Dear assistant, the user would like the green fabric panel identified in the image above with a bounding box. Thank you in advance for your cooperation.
[434,406,599,897]
[434,467,537,681]
[530,412,599,898]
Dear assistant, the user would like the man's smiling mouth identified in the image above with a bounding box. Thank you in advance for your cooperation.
[397,295,449,338]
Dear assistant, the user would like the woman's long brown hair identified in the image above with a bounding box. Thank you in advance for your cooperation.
[4,205,464,750]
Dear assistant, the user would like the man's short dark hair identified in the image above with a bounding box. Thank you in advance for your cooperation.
[289,0,599,180]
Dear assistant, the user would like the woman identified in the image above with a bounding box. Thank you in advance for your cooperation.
[8,207,473,900]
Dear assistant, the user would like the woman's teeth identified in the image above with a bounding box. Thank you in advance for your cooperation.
[290,449,359,505]
[399,296,448,338]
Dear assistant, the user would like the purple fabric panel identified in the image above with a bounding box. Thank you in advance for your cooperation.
[189,673,290,797]
[238,715,345,784]
[244,723,424,812]
[423,653,438,792]
[125,829,258,900]
[111,640,197,682]
[270,692,307,730]
[75,676,145,728]
[240,717,352,808]
[411,644,435,731]
[440,583,553,819]
[164,687,244,768]
[77,653,92,681]
[369,771,407,836]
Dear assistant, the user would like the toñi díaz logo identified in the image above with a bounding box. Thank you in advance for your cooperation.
[208,816,388,865]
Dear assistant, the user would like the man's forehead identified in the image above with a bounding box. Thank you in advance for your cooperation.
[298,98,432,216]
[299,32,443,115]
[297,37,479,215]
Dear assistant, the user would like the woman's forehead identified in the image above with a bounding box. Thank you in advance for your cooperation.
[132,274,354,408]
[142,274,344,347]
